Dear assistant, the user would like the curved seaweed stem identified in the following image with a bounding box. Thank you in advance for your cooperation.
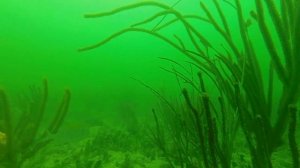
[254,0,288,84]
[264,0,293,71]
[82,2,213,49]
[48,89,71,134]
[78,27,204,66]
[84,2,171,18]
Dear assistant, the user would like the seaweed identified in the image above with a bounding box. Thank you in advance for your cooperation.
[0,79,71,168]
[80,0,300,167]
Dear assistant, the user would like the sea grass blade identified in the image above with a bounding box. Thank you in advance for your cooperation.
[151,0,183,31]
[187,60,224,95]
[213,0,231,37]
[235,1,269,121]
[173,34,186,50]
[160,67,201,93]
[84,2,170,18]
[48,89,71,134]
[78,27,204,68]
[267,62,274,118]
[185,24,205,55]
[154,15,209,31]
[264,0,293,70]
[293,6,300,68]
[182,89,210,168]
[200,2,240,59]
[131,10,173,27]
[280,0,292,46]
[200,2,226,36]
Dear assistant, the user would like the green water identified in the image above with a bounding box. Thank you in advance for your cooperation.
[1,0,299,167]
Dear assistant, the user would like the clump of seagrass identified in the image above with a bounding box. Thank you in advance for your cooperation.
[141,69,238,167]
[0,79,71,168]
[181,72,237,168]
[79,0,300,167]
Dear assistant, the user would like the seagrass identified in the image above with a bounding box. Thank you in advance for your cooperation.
[80,0,300,167]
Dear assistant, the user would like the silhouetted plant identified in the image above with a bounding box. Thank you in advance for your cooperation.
[0,79,71,168]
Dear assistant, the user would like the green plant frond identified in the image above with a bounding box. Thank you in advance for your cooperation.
[212,0,232,37]
[160,67,201,93]
[201,1,242,59]
[84,2,172,18]
[264,0,293,69]
[173,34,186,50]
[79,27,205,67]
[130,10,174,28]
[153,15,209,31]
[48,89,71,134]
[254,0,289,84]
[187,61,223,95]
[159,57,191,75]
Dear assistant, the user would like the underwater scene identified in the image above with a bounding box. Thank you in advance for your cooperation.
[0,0,300,167]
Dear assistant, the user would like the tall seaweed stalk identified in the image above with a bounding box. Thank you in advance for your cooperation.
[0,79,71,168]
[79,0,300,167]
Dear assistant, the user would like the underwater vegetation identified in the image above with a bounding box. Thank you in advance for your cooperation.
[23,121,169,168]
[80,0,300,167]
[73,124,157,168]
[0,79,71,168]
